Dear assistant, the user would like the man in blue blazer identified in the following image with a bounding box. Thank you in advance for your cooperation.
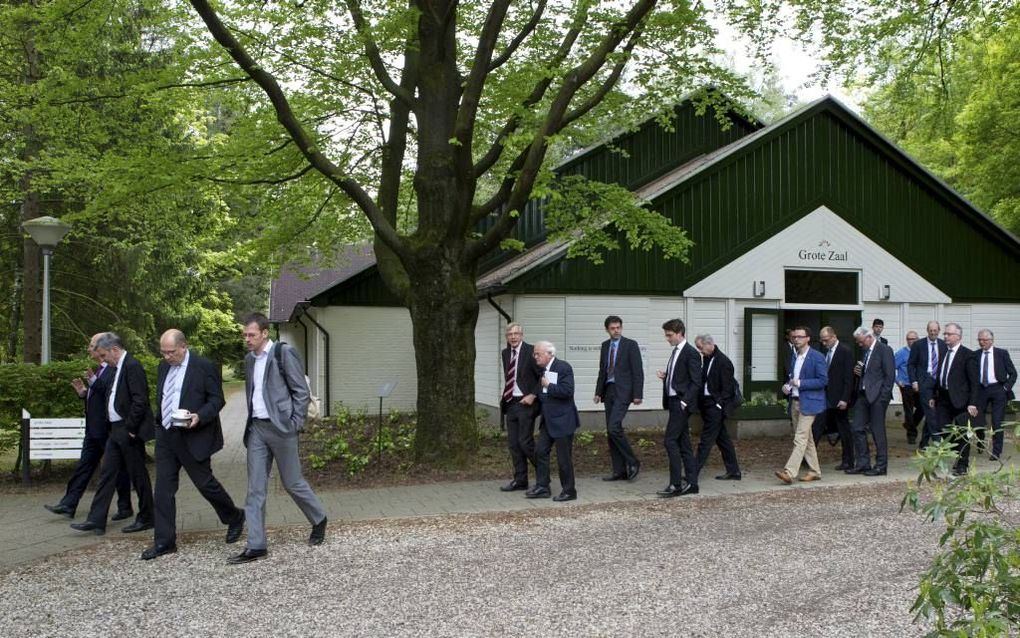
[776,326,828,484]
[908,320,948,448]
[526,341,580,502]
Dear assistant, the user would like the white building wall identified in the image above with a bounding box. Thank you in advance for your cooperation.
[972,304,1020,354]
[474,301,502,408]
[863,303,902,349]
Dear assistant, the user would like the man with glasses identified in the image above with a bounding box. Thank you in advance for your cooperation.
[973,329,1016,461]
[930,322,979,475]
[498,323,542,492]
[847,326,896,476]
[908,321,948,448]
[775,326,827,484]
[895,331,923,445]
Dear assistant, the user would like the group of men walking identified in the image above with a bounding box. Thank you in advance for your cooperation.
[498,316,743,501]
[44,313,327,563]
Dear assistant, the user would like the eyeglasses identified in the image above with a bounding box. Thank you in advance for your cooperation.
[944,332,961,337]
[791,334,809,339]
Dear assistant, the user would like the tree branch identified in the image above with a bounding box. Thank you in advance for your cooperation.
[488,0,547,72]
[454,0,512,157]
[343,0,418,109]
[44,77,252,107]
[202,163,314,185]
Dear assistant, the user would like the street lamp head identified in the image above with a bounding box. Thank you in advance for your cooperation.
[22,216,72,250]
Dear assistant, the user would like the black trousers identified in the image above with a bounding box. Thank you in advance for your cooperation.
[851,396,889,472]
[899,384,924,438]
[59,435,132,514]
[918,381,940,448]
[813,406,854,468]
[86,423,153,527]
[695,398,740,478]
[503,400,538,483]
[535,427,575,495]
[603,384,639,476]
[934,389,971,469]
[664,396,697,487]
[975,383,1008,457]
[154,428,241,547]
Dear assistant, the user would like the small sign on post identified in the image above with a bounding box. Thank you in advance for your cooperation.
[377,381,398,468]
[21,409,30,486]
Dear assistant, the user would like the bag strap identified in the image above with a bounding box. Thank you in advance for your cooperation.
[273,341,294,396]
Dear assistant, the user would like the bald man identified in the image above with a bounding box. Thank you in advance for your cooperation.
[140,330,244,560]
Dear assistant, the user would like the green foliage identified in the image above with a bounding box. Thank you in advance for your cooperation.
[306,404,415,475]
[902,422,1020,635]
[575,430,595,447]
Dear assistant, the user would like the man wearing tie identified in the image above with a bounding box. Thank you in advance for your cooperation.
[814,326,855,471]
[908,321,947,448]
[141,330,245,560]
[847,326,896,476]
[656,319,701,497]
[594,316,644,482]
[776,326,827,484]
[895,331,923,445]
[931,322,979,475]
[498,323,542,492]
[973,329,1016,461]
[693,334,742,481]
[527,341,580,502]
[44,334,133,521]
[71,332,154,535]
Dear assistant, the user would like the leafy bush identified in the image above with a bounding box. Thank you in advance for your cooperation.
[305,403,415,475]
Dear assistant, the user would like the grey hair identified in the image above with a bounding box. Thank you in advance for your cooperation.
[945,322,963,335]
[695,333,715,345]
[852,326,873,339]
[94,332,123,350]
[534,340,556,356]
[978,328,994,339]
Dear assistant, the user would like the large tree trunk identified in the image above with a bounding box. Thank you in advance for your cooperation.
[404,253,480,466]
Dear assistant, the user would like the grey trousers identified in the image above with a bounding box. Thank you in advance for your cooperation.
[245,420,326,550]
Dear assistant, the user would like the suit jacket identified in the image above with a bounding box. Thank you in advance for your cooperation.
[83,363,112,440]
[823,341,855,409]
[155,353,226,462]
[538,358,580,439]
[976,347,1018,395]
[702,349,739,417]
[245,341,310,439]
[109,352,155,442]
[936,345,979,411]
[500,341,542,414]
[662,341,701,412]
[786,348,828,416]
[907,337,948,399]
[595,336,644,402]
[858,340,896,405]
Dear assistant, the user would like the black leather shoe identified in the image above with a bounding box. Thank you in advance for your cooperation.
[656,485,683,497]
[951,466,967,477]
[834,464,849,471]
[679,483,700,495]
[601,474,627,482]
[499,480,528,492]
[140,544,177,560]
[627,463,641,481]
[715,473,741,480]
[863,468,887,476]
[225,511,245,544]
[552,492,577,502]
[122,520,154,534]
[525,487,551,499]
[111,509,134,522]
[70,521,105,535]
[844,467,867,475]
[989,454,1001,462]
[44,504,75,518]
[227,548,268,565]
[309,517,327,546]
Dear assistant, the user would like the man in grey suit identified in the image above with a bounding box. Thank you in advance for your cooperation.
[848,326,896,476]
[229,313,327,564]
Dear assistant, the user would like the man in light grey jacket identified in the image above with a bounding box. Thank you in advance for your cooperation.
[228,313,327,564]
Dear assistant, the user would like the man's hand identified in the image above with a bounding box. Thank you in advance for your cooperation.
[188,414,200,428]
[791,378,801,388]
[520,394,535,406]
[837,400,848,410]
[912,382,919,391]
[928,398,935,408]
[967,405,978,418]
[656,369,665,380]
[70,378,86,398]
[593,395,601,404]
[541,376,550,388]
[633,398,643,405]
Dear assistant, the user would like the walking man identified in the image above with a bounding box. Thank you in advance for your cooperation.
[847,326,896,476]
[230,313,327,564]
[974,329,1017,461]
[895,331,923,445]
[141,329,245,560]
[498,323,542,492]
[775,326,827,484]
[931,322,979,475]
[813,326,855,470]
[693,334,742,481]
[527,341,580,502]
[656,319,701,497]
[908,321,947,448]
[594,315,643,482]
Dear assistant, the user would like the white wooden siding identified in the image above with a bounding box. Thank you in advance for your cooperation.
[474,301,502,407]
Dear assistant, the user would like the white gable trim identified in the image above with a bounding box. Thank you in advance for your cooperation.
[683,205,952,304]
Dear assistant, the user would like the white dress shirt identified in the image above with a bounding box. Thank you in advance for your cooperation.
[161,351,190,428]
[107,351,127,422]
[252,340,274,419]
[791,350,806,398]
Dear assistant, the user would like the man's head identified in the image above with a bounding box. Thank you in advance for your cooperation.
[819,326,837,349]
[662,319,685,347]
[694,334,716,356]
[943,322,963,348]
[785,328,794,346]
[905,331,918,348]
[159,329,189,366]
[790,326,811,353]
[604,315,623,339]
[532,341,555,368]
[871,318,885,336]
[505,322,524,349]
[87,333,104,364]
[243,312,271,354]
[93,332,124,365]
[977,329,995,350]
[926,321,941,341]
[853,326,875,350]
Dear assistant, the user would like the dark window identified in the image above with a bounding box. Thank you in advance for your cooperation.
[785,270,859,305]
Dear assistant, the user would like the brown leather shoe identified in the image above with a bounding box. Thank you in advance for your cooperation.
[798,471,821,482]
[774,469,794,485]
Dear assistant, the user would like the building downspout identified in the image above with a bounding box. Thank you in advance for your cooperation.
[295,315,310,367]
[486,293,512,323]
[299,306,332,417]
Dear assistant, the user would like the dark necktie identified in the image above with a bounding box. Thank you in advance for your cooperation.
[608,341,618,376]
[982,350,990,386]
[942,349,954,388]
[861,348,871,390]
[930,342,938,377]
[502,348,518,402]
[665,346,678,391]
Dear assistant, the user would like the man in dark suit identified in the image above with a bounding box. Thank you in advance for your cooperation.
[895,331,923,445]
[44,333,133,520]
[974,329,1017,461]
[908,320,947,448]
[692,334,741,481]
[872,318,889,345]
[931,322,979,474]
[656,318,702,497]
[594,315,644,482]
[526,341,580,502]
[71,332,154,535]
[498,322,542,492]
[140,330,245,560]
[848,326,896,476]
[813,326,855,470]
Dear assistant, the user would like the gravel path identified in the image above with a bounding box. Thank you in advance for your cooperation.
[0,483,939,637]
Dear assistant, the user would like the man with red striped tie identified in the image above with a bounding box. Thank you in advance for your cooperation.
[499,323,543,492]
